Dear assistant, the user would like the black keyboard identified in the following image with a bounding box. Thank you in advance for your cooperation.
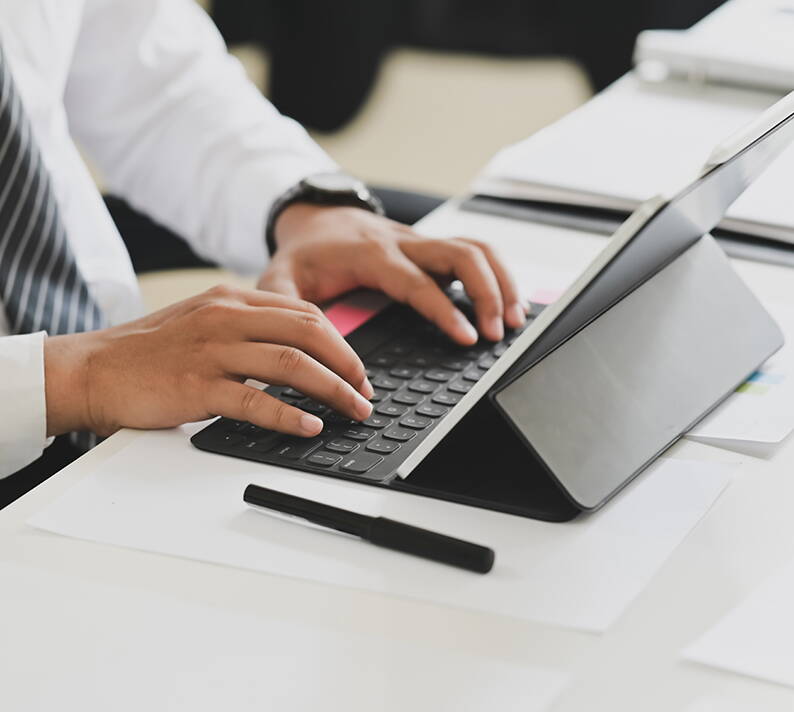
[191,299,536,484]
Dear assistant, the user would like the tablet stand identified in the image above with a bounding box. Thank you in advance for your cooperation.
[395,235,783,521]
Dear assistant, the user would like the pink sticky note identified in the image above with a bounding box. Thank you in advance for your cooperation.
[529,288,565,306]
[324,303,380,337]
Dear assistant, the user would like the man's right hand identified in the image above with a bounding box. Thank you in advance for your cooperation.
[43,285,374,439]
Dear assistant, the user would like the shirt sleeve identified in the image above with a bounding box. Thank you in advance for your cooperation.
[0,332,48,478]
[64,0,338,276]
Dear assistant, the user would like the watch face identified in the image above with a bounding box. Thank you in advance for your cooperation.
[305,172,363,194]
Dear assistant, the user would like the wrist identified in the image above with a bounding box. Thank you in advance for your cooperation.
[273,202,331,251]
[265,172,383,255]
[43,331,105,437]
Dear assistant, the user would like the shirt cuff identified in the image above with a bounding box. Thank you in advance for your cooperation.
[0,331,48,478]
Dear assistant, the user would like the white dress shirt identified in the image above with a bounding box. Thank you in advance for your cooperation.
[0,0,336,476]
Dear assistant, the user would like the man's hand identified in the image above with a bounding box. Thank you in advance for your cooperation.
[43,286,373,439]
[258,204,526,345]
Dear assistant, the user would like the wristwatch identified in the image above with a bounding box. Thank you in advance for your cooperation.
[265,172,384,255]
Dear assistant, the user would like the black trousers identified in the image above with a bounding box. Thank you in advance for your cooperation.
[0,436,81,510]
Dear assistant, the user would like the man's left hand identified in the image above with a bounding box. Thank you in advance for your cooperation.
[257,204,526,345]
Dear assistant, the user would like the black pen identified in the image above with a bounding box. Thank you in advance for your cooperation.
[243,484,495,574]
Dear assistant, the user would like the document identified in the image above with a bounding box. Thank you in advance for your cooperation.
[682,557,794,689]
[686,301,794,451]
[0,562,568,712]
[473,75,794,244]
[29,427,730,633]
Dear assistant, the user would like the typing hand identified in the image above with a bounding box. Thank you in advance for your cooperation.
[43,286,373,438]
[257,204,526,345]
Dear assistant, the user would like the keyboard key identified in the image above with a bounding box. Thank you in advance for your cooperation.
[383,427,416,442]
[242,438,278,453]
[448,380,472,395]
[366,440,401,454]
[369,389,386,403]
[408,381,436,394]
[370,355,395,368]
[390,366,420,380]
[462,349,484,360]
[340,453,383,474]
[387,343,414,357]
[400,415,432,430]
[324,412,352,425]
[239,423,266,438]
[462,368,482,383]
[273,437,323,460]
[409,354,433,368]
[342,427,375,441]
[299,399,327,415]
[440,359,468,371]
[372,376,400,391]
[416,403,448,418]
[376,403,409,417]
[282,387,304,399]
[432,392,461,406]
[362,415,391,429]
[425,369,454,382]
[492,343,509,357]
[307,452,342,467]
[326,439,358,454]
[478,355,497,370]
[221,433,245,446]
[392,391,423,406]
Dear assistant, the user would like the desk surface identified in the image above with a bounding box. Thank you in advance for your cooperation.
[3,203,794,711]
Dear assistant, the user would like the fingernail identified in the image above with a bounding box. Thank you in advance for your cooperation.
[488,316,504,342]
[508,303,526,326]
[300,413,324,435]
[453,311,478,344]
[359,376,375,399]
[354,393,373,419]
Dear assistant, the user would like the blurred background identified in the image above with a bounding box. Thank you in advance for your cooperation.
[137,0,727,308]
[206,0,725,196]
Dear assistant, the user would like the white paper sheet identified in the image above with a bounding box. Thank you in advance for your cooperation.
[682,557,794,688]
[29,427,730,632]
[473,75,794,242]
[0,562,568,712]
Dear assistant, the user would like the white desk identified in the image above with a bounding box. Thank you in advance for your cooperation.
[3,202,794,711]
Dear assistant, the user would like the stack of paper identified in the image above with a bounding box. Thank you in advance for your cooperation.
[635,0,794,94]
[473,75,794,244]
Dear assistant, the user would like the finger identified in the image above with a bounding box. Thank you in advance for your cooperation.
[458,238,526,329]
[210,383,324,437]
[233,305,372,398]
[221,343,373,422]
[256,263,302,300]
[402,239,505,341]
[366,252,479,345]
[201,283,315,313]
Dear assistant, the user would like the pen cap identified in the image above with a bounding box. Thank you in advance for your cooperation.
[368,518,495,574]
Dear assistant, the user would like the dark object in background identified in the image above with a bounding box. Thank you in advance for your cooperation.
[106,188,445,274]
[213,0,727,132]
